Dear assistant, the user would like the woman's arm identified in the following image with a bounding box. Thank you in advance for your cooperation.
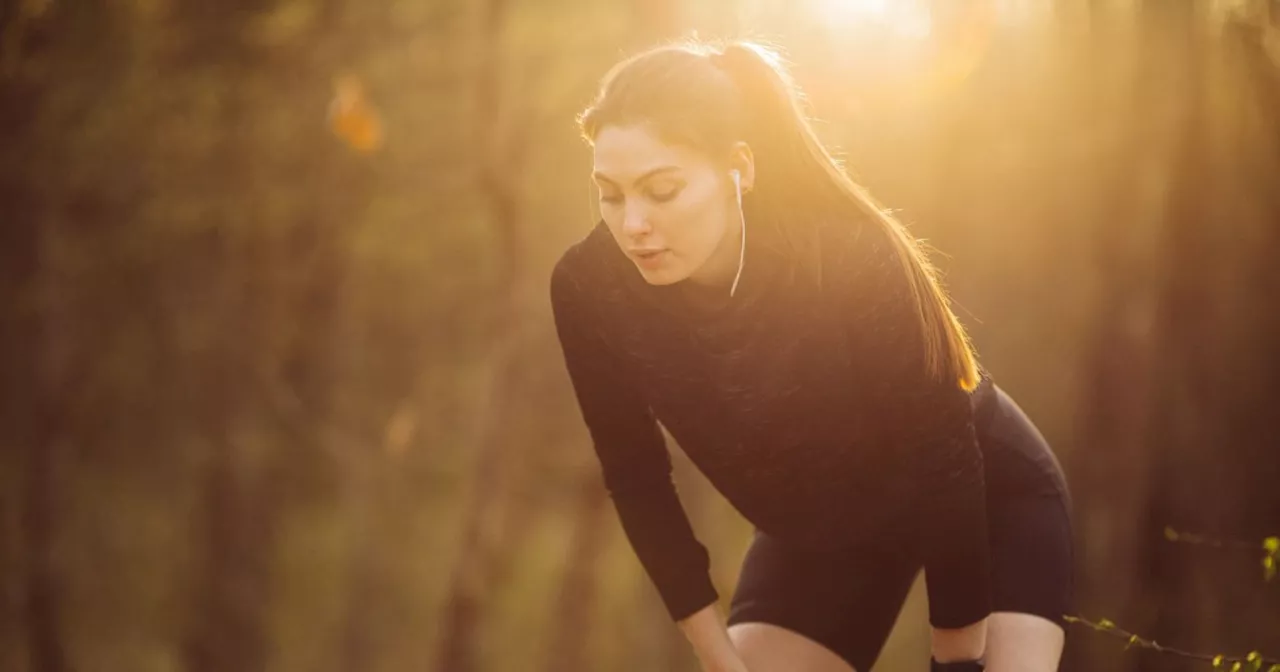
[914,376,992,658]
[549,249,720,622]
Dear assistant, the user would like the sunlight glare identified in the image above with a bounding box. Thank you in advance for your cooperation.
[824,0,888,17]
[815,0,932,40]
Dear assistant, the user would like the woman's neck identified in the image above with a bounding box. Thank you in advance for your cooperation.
[684,214,744,292]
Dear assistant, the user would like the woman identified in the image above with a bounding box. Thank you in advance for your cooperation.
[549,38,1073,672]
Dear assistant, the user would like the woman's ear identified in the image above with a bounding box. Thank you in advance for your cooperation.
[729,141,756,193]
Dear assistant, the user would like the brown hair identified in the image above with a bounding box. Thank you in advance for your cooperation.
[577,38,980,392]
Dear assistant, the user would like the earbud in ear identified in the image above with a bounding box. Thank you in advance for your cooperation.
[727,168,747,298]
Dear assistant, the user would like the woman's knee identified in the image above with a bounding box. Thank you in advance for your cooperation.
[982,611,1064,672]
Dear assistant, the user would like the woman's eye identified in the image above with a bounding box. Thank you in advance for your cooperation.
[600,194,623,205]
[649,188,680,203]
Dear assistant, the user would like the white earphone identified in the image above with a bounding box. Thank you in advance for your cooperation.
[728,169,746,298]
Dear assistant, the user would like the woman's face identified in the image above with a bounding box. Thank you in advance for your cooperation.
[592,124,741,287]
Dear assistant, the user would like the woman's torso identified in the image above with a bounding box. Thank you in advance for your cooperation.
[573,219,1065,545]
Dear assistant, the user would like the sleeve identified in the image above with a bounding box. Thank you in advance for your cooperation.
[549,254,720,622]
[911,369,993,629]
[835,223,993,630]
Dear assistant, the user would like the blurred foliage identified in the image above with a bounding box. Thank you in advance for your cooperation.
[2,1,1279,671]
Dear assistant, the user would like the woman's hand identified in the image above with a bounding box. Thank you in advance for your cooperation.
[678,603,751,672]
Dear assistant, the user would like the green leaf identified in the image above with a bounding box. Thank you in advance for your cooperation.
[1164,526,1180,541]
[1263,536,1279,554]
[1214,655,1225,668]
[1265,555,1276,582]
[1124,634,1139,650]
[1265,664,1280,672]
[1098,618,1115,630]
[1231,662,1242,672]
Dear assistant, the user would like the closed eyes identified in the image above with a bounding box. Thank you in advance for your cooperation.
[600,185,682,205]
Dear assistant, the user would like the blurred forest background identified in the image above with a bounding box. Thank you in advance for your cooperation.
[2,0,1280,670]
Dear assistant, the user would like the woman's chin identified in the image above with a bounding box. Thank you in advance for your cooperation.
[635,263,687,286]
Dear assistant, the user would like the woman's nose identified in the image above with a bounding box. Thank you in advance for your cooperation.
[621,203,652,237]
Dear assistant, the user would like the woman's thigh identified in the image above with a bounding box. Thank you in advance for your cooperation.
[726,530,921,672]
[728,623,857,672]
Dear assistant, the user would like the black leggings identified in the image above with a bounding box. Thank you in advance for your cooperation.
[725,384,1074,671]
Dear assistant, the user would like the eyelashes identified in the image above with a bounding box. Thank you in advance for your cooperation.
[650,189,679,203]
[600,187,681,206]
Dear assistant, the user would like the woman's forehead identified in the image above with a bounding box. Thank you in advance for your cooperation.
[592,125,711,181]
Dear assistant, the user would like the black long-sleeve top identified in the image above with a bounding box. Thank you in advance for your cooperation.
[549,214,992,629]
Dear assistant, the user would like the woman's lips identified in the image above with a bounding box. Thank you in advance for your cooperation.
[631,249,668,269]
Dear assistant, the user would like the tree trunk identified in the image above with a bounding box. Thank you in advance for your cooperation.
[21,214,74,672]
[2,6,77,667]
[430,0,538,669]
[541,480,610,672]
[178,8,279,671]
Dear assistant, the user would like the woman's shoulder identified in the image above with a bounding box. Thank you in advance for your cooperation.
[551,221,626,312]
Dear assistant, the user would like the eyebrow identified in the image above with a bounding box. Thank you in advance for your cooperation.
[592,165,681,187]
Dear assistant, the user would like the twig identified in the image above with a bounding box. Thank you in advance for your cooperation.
[1063,615,1280,671]
[1163,527,1279,582]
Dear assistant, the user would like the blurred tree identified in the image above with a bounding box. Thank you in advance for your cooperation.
[2,3,106,671]
[1070,1,1280,669]
[430,0,536,668]
[176,3,282,670]
[540,478,609,672]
